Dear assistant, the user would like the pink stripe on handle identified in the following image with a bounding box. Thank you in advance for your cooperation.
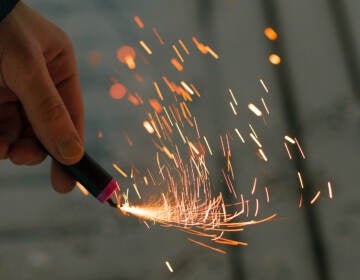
[97,178,118,203]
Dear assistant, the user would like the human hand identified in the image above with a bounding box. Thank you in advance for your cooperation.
[0,2,84,193]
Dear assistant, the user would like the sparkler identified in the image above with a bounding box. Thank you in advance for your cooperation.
[78,21,336,255]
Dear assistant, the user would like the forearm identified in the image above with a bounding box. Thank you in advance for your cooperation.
[0,0,20,22]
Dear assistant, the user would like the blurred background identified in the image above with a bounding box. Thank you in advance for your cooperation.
[0,0,359,279]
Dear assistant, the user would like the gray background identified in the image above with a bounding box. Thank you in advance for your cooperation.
[0,0,359,279]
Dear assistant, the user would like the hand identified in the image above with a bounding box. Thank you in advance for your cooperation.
[0,2,84,193]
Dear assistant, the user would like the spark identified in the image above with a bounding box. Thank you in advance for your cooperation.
[259,79,269,93]
[284,135,296,144]
[113,163,128,178]
[310,191,321,205]
[284,142,292,159]
[269,54,281,65]
[180,81,194,95]
[178,39,190,55]
[248,103,263,117]
[327,181,334,199]
[230,102,238,115]
[76,182,89,196]
[203,136,213,156]
[248,124,258,138]
[188,238,226,254]
[299,193,303,208]
[228,88,238,105]
[295,138,306,159]
[254,199,259,217]
[234,128,245,143]
[144,221,150,229]
[175,123,186,143]
[251,178,257,195]
[258,148,268,162]
[172,44,184,62]
[171,58,183,71]
[152,27,164,45]
[264,27,278,41]
[261,97,270,115]
[297,172,304,189]
[165,261,174,272]
[133,16,144,28]
[265,186,270,203]
[139,40,152,55]
[133,183,142,199]
[250,133,262,148]
[153,82,164,101]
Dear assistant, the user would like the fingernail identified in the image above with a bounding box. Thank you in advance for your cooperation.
[57,134,83,160]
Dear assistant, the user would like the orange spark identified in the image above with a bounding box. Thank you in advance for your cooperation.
[188,238,226,254]
[133,16,144,28]
[172,44,184,62]
[152,27,164,45]
[178,39,190,55]
[295,138,306,159]
[149,99,163,113]
[284,142,292,159]
[97,131,103,139]
[269,54,281,65]
[265,186,270,203]
[112,163,128,178]
[171,58,184,71]
[76,182,89,196]
[250,133,262,148]
[203,136,213,156]
[117,46,136,69]
[310,191,321,205]
[264,27,278,41]
[251,177,257,195]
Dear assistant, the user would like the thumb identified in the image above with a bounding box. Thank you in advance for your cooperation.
[12,58,83,164]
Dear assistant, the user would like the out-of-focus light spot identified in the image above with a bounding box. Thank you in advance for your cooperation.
[117,46,136,69]
[143,121,155,134]
[97,131,103,139]
[269,54,281,65]
[87,51,102,65]
[170,58,183,71]
[264,27,278,41]
[149,99,163,113]
[110,83,127,99]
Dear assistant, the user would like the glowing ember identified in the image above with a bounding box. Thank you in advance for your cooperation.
[269,53,281,65]
[133,16,144,28]
[264,27,278,41]
[117,46,136,69]
[110,83,127,99]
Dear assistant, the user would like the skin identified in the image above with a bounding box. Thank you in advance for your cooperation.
[0,2,84,193]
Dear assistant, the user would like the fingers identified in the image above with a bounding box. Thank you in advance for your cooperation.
[8,137,46,165]
[9,56,83,165]
[51,160,75,193]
